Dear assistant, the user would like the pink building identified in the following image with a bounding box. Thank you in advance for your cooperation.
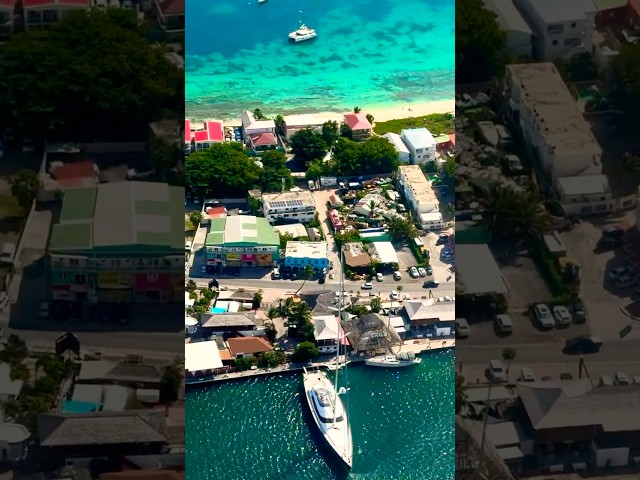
[343,113,372,141]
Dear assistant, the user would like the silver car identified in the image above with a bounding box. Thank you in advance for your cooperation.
[552,305,572,327]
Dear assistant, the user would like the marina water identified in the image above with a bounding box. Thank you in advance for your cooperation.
[186,349,455,480]
[185,0,455,119]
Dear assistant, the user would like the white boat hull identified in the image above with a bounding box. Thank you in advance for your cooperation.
[365,355,422,368]
[303,369,353,469]
[289,33,316,42]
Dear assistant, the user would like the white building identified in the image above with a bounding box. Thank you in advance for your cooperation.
[382,133,410,162]
[261,190,316,224]
[505,63,602,179]
[313,314,340,354]
[483,0,533,58]
[555,175,615,216]
[396,165,443,229]
[401,128,437,165]
[513,0,595,61]
[185,340,223,375]
[0,423,30,462]
[283,114,333,141]
[241,110,276,137]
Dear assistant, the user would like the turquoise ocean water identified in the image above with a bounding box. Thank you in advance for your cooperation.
[185,0,455,119]
[186,349,455,480]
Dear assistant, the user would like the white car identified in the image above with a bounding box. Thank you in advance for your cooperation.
[390,290,399,300]
[409,267,419,278]
[534,303,554,329]
[455,318,470,338]
[201,265,207,273]
[376,273,383,282]
[39,302,50,318]
[552,305,572,327]
[615,372,631,385]
[495,314,514,334]
[417,267,427,277]
[608,266,631,280]
[519,367,536,382]
[402,293,412,300]
[185,240,192,251]
[599,375,614,387]
[393,271,402,280]
[361,282,373,290]
[487,359,506,382]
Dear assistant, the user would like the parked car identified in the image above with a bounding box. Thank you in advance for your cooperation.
[308,180,315,190]
[423,280,439,289]
[425,265,432,275]
[552,305,572,327]
[393,271,402,280]
[572,298,587,324]
[39,302,50,318]
[519,367,536,382]
[615,372,631,386]
[494,314,514,334]
[361,282,373,290]
[599,375,614,387]
[402,293,412,301]
[616,275,636,288]
[436,234,448,245]
[409,267,419,278]
[487,359,506,382]
[563,335,602,355]
[417,267,427,277]
[608,266,632,281]
[603,226,624,238]
[390,290,399,300]
[376,272,383,282]
[534,303,554,329]
[455,318,470,338]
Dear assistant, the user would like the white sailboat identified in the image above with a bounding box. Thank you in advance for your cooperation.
[289,11,317,42]
[302,250,352,469]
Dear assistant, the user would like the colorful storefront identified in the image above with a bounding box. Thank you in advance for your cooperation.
[96,272,133,303]
[257,253,274,267]
[225,253,241,267]
[134,273,171,303]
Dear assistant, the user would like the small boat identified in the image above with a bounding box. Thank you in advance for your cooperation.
[258,0,267,3]
[365,351,422,368]
[289,11,316,42]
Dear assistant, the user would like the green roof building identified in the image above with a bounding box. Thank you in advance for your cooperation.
[49,182,184,304]
[205,216,280,268]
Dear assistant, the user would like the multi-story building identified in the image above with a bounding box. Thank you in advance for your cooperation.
[283,241,329,272]
[483,0,533,58]
[191,120,224,152]
[0,423,30,462]
[513,0,595,60]
[205,215,279,268]
[282,114,330,141]
[0,0,15,37]
[396,165,443,230]
[401,128,437,165]
[48,182,184,304]
[343,113,372,141]
[503,63,629,215]
[241,110,278,151]
[23,0,90,31]
[261,190,316,224]
[312,313,340,354]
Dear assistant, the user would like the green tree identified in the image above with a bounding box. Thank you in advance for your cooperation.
[501,347,516,381]
[292,341,320,363]
[456,0,508,83]
[188,210,202,228]
[252,289,263,309]
[0,335,28,364]
[306,160,328,180]
[353,107,361,113]
[304,264,314,280]
[253,108,266,120]
[359,136,400,173]
[185,143,261,198]
[290,128,328,163]
[259,150,293,192]
[279,232,294,249]
[235,357,257,371]
[388,216,418,241]
[186,280,197,292]
[0,9,181,140]
[160,364,183,401]
[149,136,181,179]
[559,52,598,82]
[299,319,316,342]
[266,307,279,321]
[321,120,339,147]
[288,301,313,331]
[370,296,382,313]
[9,363,29,383]
[611,43,640,112]
[280,296,295,318]
[365,113,374,125]
[331,138,361,176]
[257,351,285,368]
[9,170,40,213]
[264,321,278,343]
[274,114,286,136]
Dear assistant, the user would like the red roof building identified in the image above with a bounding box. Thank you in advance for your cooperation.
[226,337,273,358]
[448,134,455,146]
[153,0,184,33]
[0,0,16,37]
[343,113,372,141]
[192,121,224,151]
[52,160,98,189]
[205,206,226,219]
[249,132,278,149]
[185,119,192,143]
[205,121,223,142]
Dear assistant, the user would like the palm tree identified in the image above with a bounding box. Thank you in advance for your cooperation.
[370,296,382,313]
[368,199,377,217]
[289,301,312,330]
[266,307,279,321]
[304,264,314,279]
[366,113,374,125]
[484,185,551,245]
[501,347,516,381]
[455,373,467,414]
[274,115,286,136]
[353,107,361,113]
[253,108,266,120]
[280,297,295,318]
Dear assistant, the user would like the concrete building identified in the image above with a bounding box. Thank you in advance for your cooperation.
[48,182,184,304]
[312,313,340,354]
[23,0,90,31]
[381,133,410,162]
[191,120,224,152]
[284,241,329,272]
[401,128,437,165]
[205,216,280,268]
[282,114,330,141]
[483,0,533,58]
[513,0,595,60]
[261,190,316,224]
[0,0,16,37]
[403,298,455,336]
[343,113,372,141]
[396,165,443,230]
[503,63,624,215]
[153,0,184,34]
[241,110,278,150]
[226,337,273,359]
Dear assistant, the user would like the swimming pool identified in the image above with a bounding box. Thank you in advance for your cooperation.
[210,307,227,314]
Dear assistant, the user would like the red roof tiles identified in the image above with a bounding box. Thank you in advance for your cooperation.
[185,120,191,143]
[343,113,372,131]
[250,132,277,147]
[157,0,184,16]
[226,337,273,356]
[205,121,223,142]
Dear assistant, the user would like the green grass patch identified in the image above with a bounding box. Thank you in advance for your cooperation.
[373,113,454,136]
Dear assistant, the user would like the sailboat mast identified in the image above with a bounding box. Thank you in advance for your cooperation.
[332,247,344,425]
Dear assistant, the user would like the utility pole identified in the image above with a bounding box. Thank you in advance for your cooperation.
[479,383,493,456]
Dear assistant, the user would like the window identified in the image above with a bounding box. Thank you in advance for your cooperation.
[552,40,558,46]
[564,37,582,47]
[571,22,576,28]
[547,24,564,35]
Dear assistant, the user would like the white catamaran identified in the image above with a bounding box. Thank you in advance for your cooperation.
[288,11,317,42]
[302,251,353,469]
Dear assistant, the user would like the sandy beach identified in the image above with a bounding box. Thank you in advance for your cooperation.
[190,99,455,126]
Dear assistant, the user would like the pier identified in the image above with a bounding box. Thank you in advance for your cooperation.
[185,337,455,387]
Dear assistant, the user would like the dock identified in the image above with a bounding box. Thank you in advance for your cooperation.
[185,338,455,387]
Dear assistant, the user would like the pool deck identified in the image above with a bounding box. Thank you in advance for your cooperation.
[185,337,455,386]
